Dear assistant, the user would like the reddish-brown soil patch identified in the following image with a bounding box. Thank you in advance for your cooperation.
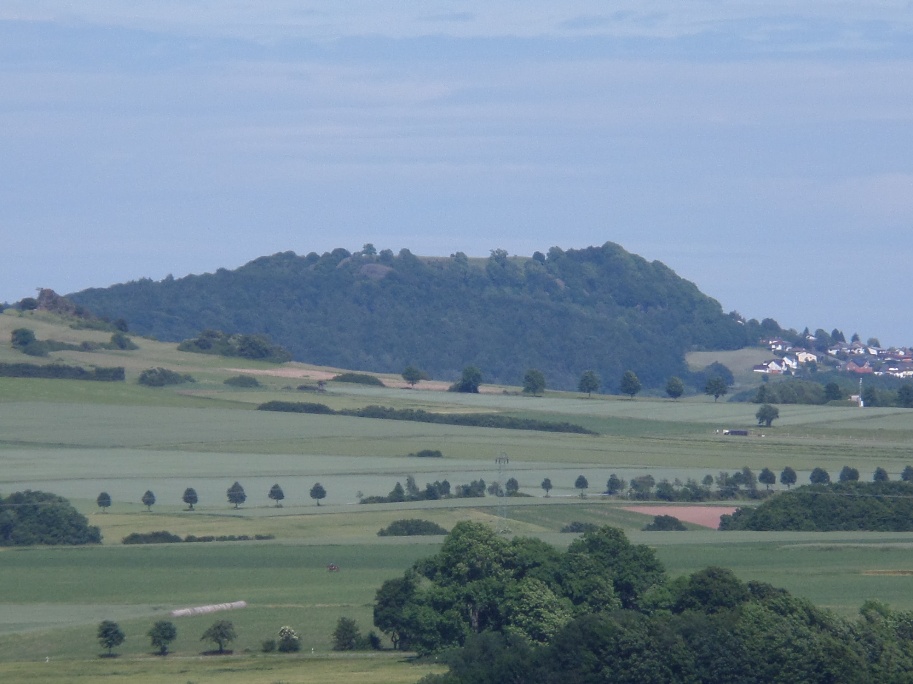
[623,505,739,529]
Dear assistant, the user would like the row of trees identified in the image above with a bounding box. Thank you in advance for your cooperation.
[443,364,732,400]
[98,619,236,656]
[97,482,328,513]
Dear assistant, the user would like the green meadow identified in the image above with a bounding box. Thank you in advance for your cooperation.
[3,309,913,680]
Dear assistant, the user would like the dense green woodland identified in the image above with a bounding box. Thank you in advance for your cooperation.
[378,523,913,684]
[721,481,913,531]
[0,491,101,546]
[69,243,759,390]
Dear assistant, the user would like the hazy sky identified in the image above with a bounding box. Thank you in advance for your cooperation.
[3,2,912,344]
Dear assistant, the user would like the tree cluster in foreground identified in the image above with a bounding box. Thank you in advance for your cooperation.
[371,522,913,684]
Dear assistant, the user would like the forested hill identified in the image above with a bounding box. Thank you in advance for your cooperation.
[69,243,756,391]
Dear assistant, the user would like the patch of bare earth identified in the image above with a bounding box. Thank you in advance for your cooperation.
[623,505,739,529]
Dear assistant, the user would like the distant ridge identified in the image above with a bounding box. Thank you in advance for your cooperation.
[69,243,757,391]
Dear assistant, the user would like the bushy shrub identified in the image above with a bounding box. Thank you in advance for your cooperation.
[277,626,301,652]
[122,531,182,544]
[0,362,124,381]
[138,367,194,387]
[378,519,449,536]
[224,374,260,388]
[178,330,291,363]
[332,372,385,386]
[643,515,688,531]
[410,449,443,458]
[561,521,599,533]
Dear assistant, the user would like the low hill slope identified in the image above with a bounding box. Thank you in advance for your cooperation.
[70,243,754,390]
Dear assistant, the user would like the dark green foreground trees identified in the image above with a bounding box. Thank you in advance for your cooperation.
[377,523,913,683]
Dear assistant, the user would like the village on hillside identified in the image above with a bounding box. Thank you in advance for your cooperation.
[756,337,913,379]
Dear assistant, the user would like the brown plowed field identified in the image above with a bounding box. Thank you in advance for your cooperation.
[623,505,739,529]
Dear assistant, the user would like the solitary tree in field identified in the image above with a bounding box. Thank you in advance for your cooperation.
[541,478,553,498]
[665,376,685,400]
[142,490,156,512]
[522,368,546,396]
[705,376,728,402]
[902,466,913,482]
[96,492,111,513]
[310,482,327,506]
[780,466,797,489]
[201,620,236,654]
[758,468,776,491]
[148,620,177,656]
[269,483,285,507]
[182,487,198,511]
[402,365,422,387]
[575,475,589,498]
[505,477,520,496]
[874,467,890,482]
[756,404,779,427]
[578,370,600,397]
[619,371,641,399]
[97,620,125,655]
[227,481,246,509]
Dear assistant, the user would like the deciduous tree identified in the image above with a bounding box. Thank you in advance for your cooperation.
[809,467,830,484]
[665,376,684,399]
[182,487,198,510]
[268,483,285,507]
[141,490,156,512]
[310,482,327,506]
[332,617,362,651]
[619,370,641,399]
[97,620,125,655]
[201,620,235,654]
[780,466,797,489]
[705,376,728,402]
[758,468,776,490]
[578,370,600,397]
[540,478,552,497]
[450,366,482,393]
[96,492,111,513]
[522,368,546,395]
[575,475,589,498]
[148,620,177,655]
[227,481,246,508]
[838,466,859,482]
[756,403,779,427]
[873,467,889,482]
[402,365,422,387]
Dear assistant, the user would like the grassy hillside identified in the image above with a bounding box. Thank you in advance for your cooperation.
[3,310,913,680]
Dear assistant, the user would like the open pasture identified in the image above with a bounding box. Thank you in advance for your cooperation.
[5,312,913,680]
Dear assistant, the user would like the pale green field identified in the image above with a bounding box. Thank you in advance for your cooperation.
[4,310,913,680]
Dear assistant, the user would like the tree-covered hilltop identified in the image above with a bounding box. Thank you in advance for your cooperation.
[69,243,758,390]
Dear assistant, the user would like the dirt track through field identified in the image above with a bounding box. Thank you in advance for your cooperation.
[623,505,738,529]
